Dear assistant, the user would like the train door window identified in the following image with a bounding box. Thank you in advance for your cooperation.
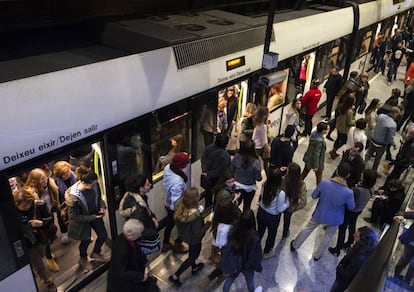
[7,142,112,291]
[359,29,372,57]
[266,70,288,112]
[150,103,189,180]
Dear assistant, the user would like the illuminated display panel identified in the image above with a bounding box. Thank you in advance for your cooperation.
[226,56,245,71]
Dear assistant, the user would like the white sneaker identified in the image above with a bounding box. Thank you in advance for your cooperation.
[255,286,263,292]
[61,233,70,245]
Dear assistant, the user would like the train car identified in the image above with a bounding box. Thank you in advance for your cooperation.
[0,0,413,291]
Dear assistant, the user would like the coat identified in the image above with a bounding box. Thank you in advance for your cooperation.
[119,192,156,230]
[65,181,106,240]
[311,177,355,226]
[175,208,210,245]
[107,234,158,292]
[303,131,326,170]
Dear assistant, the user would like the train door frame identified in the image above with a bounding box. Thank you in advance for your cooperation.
[0,172,37,291]
[1,135,116,291]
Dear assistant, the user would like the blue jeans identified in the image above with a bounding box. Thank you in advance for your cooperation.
[79,218,107,258]
[223,269,255,292]
[257,207,281,253]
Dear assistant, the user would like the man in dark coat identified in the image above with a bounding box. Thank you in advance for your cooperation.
[334,142,365,188]
[323,67,343,119]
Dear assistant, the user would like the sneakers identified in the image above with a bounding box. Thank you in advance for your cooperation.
[263,250,276,259]
[168,275,182,287]
[90,252,109,262]
[61,233,70,245]
[328,247,340,257]
[329,149,339,159]
[78,257,90,269]
[191,263,205,275]
[46,258,60,272]
[282,230,290,239]
[290,240,296,252]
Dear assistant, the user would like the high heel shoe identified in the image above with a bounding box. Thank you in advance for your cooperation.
[328,247,340,257]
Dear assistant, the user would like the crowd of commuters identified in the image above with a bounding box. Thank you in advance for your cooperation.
[10,28,414,292]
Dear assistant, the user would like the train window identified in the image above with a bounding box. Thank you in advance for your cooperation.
[359,29,372,57]
[151,113,189,179]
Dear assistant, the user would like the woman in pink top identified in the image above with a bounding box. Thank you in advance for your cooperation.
[301,79,322,136]
[252,106,269,175]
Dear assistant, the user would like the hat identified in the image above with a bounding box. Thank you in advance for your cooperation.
[172,152,189,169]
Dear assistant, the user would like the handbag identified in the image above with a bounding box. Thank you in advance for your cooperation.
[200,174,210,190]
[60,201,69,226]
[33,200,57,245]
[262,143,271,160]
[137,228,161,255]
[210,246,222,267]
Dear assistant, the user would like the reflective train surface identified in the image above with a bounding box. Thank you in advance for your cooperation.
[0,0,413,290]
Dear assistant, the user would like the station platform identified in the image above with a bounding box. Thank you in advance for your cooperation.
[79,64,414,292]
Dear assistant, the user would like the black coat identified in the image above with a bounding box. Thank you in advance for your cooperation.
[107,234,156,292]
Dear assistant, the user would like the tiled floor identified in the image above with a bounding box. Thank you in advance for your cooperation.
[83,64,413,292]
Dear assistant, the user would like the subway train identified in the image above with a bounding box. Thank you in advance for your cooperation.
[0,0,413,291]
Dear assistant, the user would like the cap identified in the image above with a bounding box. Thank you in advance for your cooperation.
[172,152,189,169]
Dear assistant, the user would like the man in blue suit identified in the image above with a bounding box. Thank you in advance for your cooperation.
[290,163,355,260]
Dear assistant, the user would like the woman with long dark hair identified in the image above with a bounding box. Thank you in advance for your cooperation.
[119,175,158,230]
[364,98,381,141]
[212,170,241,209]
[232,139,262,211]
[330,226,378,292]
[221,210,263,292]
[281,163,307,238]
[199,198,240,289]
[257,169,289,258]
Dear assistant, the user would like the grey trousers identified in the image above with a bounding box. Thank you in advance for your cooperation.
[292,219,338,259]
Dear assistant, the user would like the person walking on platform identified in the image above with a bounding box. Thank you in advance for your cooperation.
[281,163,307,239]
[328,169,377,256]
[257,169,290,258]
[291,163,355,261]
[199,198,240,290]
[162,152,190,253]
[232,139,262,211]
[221,210,263,292]
[201,132,231,208]
[365,106,400,175]
[323,67,343,119]
[269,125,295,174]
[168,188,211,287]
[330,226,378,292]
[384,127,414,185]
[333,142,365,188]
[252,106,270,175]
[65,166,108,268]
[301,121,329,185]
[329,95,355,160]
[107,219,160,292]
[346,118,368,160]
[394,211,414,287]
[301,79,322,136]
[326,84,356,142]
[284,98,302,150]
